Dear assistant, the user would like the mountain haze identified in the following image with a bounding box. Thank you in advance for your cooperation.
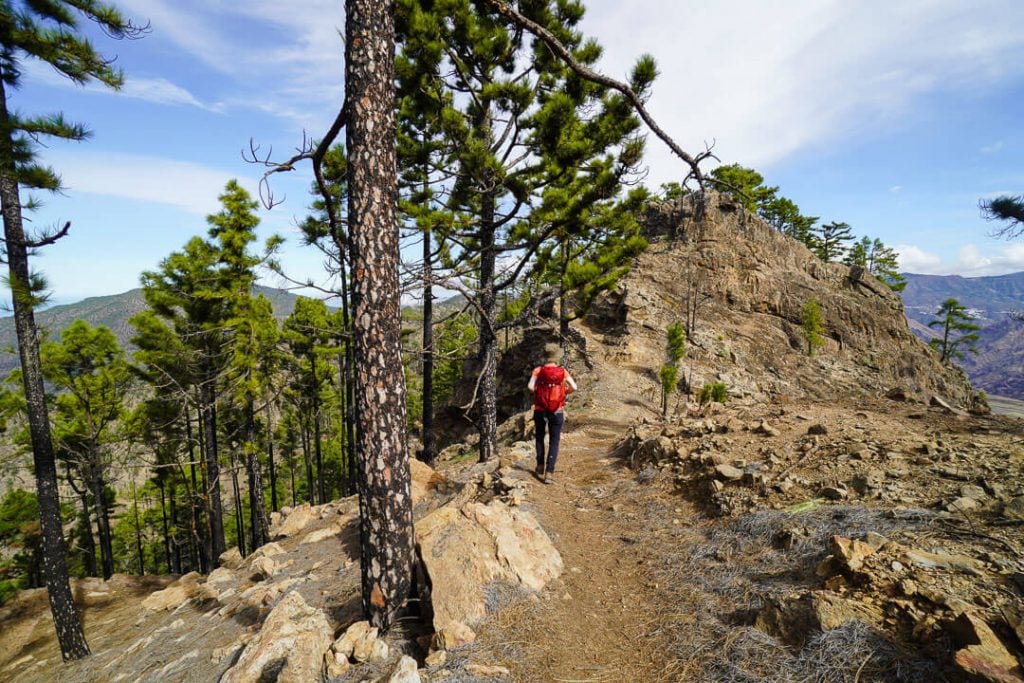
[0,286,307,378]
[900,271,1024,398]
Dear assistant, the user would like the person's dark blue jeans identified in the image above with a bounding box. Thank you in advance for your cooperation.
[534,410,565,473]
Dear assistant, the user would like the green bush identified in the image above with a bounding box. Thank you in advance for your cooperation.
[698,382,728,405]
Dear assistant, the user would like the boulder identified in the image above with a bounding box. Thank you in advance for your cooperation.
[416,501,561,633]
[142,572,202,611]
[249,557,279,581]
[271,503,317,538]
[807,423,828,435]
[902,548,983,576]
[220,591,332,683]
[218,547,244,570]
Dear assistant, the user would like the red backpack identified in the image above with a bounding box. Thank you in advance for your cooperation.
[534,365,566,412]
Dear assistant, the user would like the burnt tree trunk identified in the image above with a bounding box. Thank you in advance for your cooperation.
[0,75,90,661]
[420,221,436,465]
[476,186,498,463]
[311,357,326,503]
[346,0,415,631]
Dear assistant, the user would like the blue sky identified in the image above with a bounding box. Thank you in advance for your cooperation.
[11,0,1024,307]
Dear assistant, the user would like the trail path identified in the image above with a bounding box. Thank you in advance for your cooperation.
[472,410,677,682]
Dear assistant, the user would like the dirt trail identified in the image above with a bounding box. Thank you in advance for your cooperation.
[471,410,677,682]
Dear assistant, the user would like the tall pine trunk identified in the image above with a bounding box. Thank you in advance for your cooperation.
[477,187,498,463]
[311,358,326,503]
[421,222,436,465]
[77,488,98,578]
[245,396,268,549]
[200,378,226,564]
[0,75,90,661]
[185,411,209,573]
[346,0,415,630]
[266,408,278,512]
[89,470,114,580]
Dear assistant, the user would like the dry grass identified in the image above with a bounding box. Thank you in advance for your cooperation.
[643,504,949,682]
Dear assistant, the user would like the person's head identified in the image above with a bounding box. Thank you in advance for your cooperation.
[543,342,561,364]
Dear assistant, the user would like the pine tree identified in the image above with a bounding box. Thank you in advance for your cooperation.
[41,322,132,580]
[928,298,980,363]
[844,236,906,291]
[812,221,854,262]
[659,322,685,416]
[398,0,653,462]
[980,194,1024,239]
[346,0,415,631]
[0,0,144,659]
[801,298,825,356]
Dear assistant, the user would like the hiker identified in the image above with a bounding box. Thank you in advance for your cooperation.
[528,343,577,484]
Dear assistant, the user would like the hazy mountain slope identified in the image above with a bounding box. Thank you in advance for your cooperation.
[899,271,1024,398]
[0,285,305,377]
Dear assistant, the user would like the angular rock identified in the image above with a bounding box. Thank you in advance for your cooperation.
[417,500,561,633]
[271,503,317,538]
[714,464,744,481]
[1003,496,1024,521]
[410,458,449,507]
[218,547,244,570]
[301,523,345,545]
[352,626,380,663]
[434,620,476,650]
[807,423,828,435]
[142,572,202,611]
[220,591,332,683]
[947,497,981,512]
[325,651,350,678]
[387,655,422,683]
[903,548,983,575]
[249,556,279,581]
[946,612,1024,683]
[333,620,372,660]
[830,535,875,572]
[821,486,848,501]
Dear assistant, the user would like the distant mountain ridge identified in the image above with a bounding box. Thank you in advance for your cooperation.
[900,271,1024,399]
[0,286,306,378]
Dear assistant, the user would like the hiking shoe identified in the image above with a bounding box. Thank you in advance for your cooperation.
[535,464,545,478]
[543,471,554,485]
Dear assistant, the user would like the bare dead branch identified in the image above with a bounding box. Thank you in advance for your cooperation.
[481,0,709,188]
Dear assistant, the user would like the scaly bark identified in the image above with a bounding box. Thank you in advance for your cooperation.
[346,0,415,630]
[0,75,90,661]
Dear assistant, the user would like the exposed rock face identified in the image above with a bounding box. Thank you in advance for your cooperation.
[587,193,975,406]
[141,572,202,611]
[220,590,332,683]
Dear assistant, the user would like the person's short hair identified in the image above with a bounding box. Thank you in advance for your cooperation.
[544,342,561,363]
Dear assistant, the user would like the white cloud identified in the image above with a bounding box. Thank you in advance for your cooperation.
[578,0,1024,184]
[896,242,1024,276]
[889,185,903,193]
[980,141,1005,154]
[52,151,259,215]
[22,60,216,111]
[895,244,943,273]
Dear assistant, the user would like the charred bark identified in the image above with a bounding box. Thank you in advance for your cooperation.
[346,0,415,631]
[0,75,90,661]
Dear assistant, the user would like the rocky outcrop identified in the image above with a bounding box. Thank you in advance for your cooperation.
[586,193,975,407]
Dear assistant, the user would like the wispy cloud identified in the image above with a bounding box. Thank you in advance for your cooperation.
[52,151,258,215]
[22,60,217,112]
[980,141,1005,154]
[580,0,1024,183]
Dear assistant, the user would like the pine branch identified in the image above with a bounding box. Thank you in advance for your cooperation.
[481,0,711,188]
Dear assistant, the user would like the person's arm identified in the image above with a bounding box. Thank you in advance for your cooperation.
[528,367,540,393]
[565,371,578,394]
